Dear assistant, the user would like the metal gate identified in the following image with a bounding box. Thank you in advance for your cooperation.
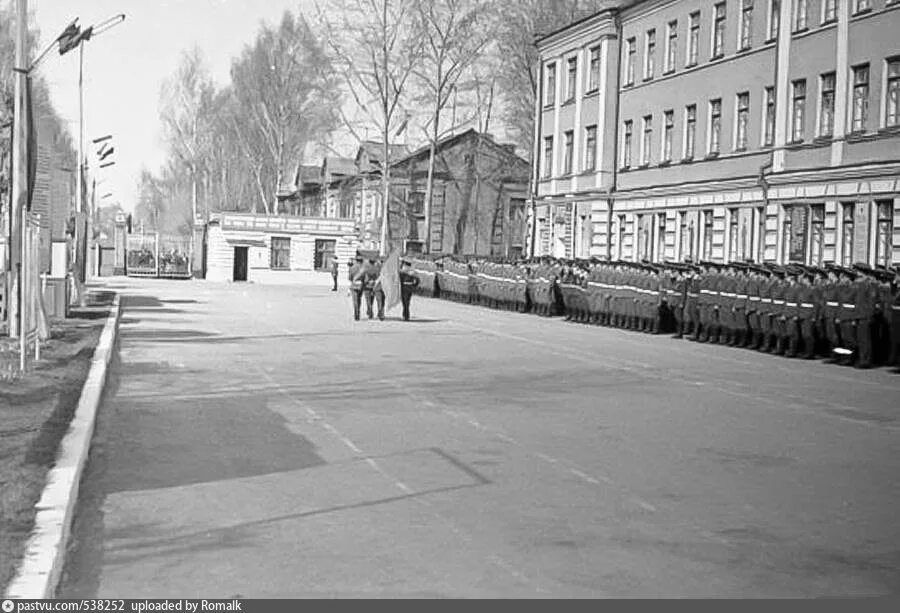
[126,233,159,277]
[158,235,191,278]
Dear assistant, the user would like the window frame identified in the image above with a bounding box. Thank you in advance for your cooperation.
[644,28,657,81]
[791,78,807,143]
[767,0,781,42]
[622,120,634,169]
[684,104,697,160]
[687,11,700,67]
[662,110,675,162]
[563,130,575,175]
[885,57,900,128]
[735,91,750,150]
[584,125,598,171]
[841,202,855,266]
[544,62,557,107]
[625,37,637,86]
[794,0,809,32]
[565,56,578,103]
[819,72,836,137]
[543,135,554,178]
[712,2,727,60]
[270,236,292,271]
[641,114,653,166]
[851,63,870,133]
[875,200,893,267]
[587,46,601,93]
[822,0,837,24]
[739,0,754,51]
[708,98,723,155]
[665,20,678,74]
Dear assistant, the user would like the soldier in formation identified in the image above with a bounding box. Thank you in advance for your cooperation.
[405,254,899,370]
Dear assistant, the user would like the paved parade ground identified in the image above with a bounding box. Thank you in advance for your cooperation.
[59,278,900,598]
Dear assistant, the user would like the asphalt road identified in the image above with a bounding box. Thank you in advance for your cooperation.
[59,277,900,598]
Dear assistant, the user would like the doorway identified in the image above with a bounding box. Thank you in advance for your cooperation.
[233,246,248,282]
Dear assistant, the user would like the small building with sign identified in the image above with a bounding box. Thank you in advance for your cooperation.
[203,213,359,283]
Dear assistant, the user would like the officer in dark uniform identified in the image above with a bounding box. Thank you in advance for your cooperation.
[362,258,382,320]
[399,259,420,321]
[331,256,339,291]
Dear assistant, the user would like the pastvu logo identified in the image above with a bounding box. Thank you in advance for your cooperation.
[2,599,14,613]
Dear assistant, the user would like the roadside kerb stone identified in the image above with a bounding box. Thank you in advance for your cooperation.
[4,294,122,599]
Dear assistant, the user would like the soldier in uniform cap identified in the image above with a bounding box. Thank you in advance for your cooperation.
[399,259,420,321]
[348,256,365,321]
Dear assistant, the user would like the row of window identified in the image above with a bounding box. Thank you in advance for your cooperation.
[544,46,603,107]
[269,237,338,271]
[620,0,892,89]
[615,57,900,170]
[617,200,893,266]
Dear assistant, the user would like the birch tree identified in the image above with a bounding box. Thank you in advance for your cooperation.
[230,10,339,214]
[316,0,423,255]
[412,0,496,254]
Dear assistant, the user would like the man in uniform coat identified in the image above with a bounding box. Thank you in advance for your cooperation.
[348,256,365,321]
[399,259,420,321]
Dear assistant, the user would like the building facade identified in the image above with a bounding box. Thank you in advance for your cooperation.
[533,0,900,267]
[203,213,358,283]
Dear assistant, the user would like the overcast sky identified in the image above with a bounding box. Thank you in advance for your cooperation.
[31,0,319,212]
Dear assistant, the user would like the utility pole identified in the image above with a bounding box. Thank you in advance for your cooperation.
[9,0,28,339]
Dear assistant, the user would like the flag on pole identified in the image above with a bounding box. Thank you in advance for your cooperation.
[377,248,402,312]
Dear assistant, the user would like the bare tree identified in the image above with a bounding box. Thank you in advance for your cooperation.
[493,0,605,155]
[230,10,339,214]
[159,47,214,228]
[412,0,496,254]
[316,0,423,255]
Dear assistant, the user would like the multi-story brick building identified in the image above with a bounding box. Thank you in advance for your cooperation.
[533,0,900,267]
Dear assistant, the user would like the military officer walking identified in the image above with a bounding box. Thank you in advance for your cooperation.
[400,259,420,321]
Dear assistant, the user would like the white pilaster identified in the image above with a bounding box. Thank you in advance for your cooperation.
[772,0,794,173]
[831,0,850,166]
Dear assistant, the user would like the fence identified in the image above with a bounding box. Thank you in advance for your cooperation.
[126,233,159,277]
[125,233,192,279]
[2,213,49,378]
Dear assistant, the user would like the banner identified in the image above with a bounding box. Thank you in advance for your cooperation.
[377,248,401,311]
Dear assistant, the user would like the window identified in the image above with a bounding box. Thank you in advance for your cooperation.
[688,12,700,66]
[636,214,647,260]
[680,211,693,260]
[584,125,597,171]
[663,110,674,162]
[709,98,722,154]
[339,192,355,218]
[622,120,633,168]
[791,79,807,142]
[852,64,869,132]
[641,115,653,166]
[854,0,871,14]
[656,213,667,261]
[566,57,577,102]
[740,0,754,50]
[314,239,335,270]
[712,3,727,59]
[781,206,793,262]
[810,204,825,265]
[625,38,636,85]
[587,46,601,92]
[729,208,740,261]
[545,62,556,106]
[270,237,291,270]
[819,72,836,137]
[702,210,714,259]
[876,201,893,266]
[841,203,855,266]
[764,86,776,146]
[768,0,781,41]
[563,130,574,175]
[736,92,750,150]
[543,136,553,178]
[823,0,837,23]
[644,29,656,80]
[887,58,900,127]
[665,21,678,73]
[684,104,697,159]
[617,214,626,259]
[794,0,808,31]
[756,206,767,262]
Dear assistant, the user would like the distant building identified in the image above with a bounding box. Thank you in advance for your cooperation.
[533,0,900,266]
[203,213,358,283]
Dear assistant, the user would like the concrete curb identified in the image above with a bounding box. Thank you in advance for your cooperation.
[4,294,122,599]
